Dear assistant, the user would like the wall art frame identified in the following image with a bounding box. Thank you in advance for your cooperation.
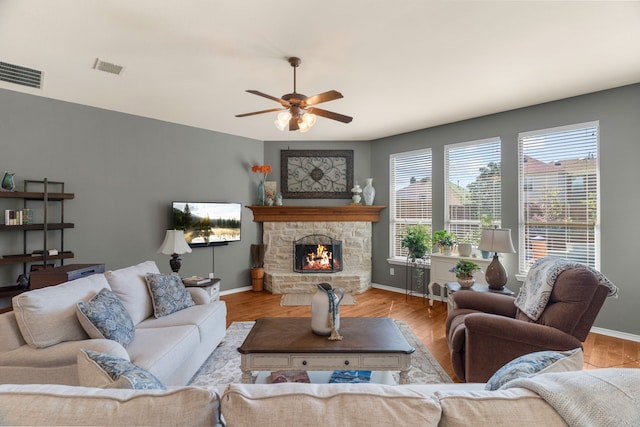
[281,149,354,199]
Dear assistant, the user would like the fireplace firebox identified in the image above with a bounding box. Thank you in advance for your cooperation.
[293,234,343,273]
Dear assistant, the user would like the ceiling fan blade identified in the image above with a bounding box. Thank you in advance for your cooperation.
[235,108,284,118]
[307,107,353,123]
[246,90,289,107]
[302,90,343,107]
[289,116,300,131]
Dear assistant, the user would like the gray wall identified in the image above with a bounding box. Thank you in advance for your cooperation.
[2,83,638,336]
[369,83,640,336]
[0,89,263,291]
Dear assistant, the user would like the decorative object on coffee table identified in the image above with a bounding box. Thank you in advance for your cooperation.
[478,226,516,290]
[311,283,344,340]
[157,230,192,273]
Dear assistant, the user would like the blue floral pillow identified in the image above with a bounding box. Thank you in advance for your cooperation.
[80,349,165,390]
[485,348,583,391]
[145,273,195,318]
[76,288,135,347]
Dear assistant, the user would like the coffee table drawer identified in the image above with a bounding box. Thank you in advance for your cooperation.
[292,355,360,369]
[244,355,292,369]
[361,354,409,369]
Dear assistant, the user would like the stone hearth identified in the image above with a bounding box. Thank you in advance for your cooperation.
[247,206,384,294]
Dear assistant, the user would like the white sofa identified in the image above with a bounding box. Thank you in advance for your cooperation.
[0,368,637,426]
[0,260,227,386]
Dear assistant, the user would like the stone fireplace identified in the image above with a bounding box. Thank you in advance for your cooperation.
[247,206,385,294]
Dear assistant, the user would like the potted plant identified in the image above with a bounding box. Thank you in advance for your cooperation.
[432,229,456,255]
[250,243,265,291]
[449,259,482,288]
[401,224,431,261]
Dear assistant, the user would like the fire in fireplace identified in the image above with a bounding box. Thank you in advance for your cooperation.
[293,234,343,273]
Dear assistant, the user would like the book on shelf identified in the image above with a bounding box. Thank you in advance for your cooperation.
[329,370,372,384]
[270,370,311,383]
[182,276,209,286]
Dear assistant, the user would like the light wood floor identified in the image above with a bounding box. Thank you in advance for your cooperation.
[222,288,640,382]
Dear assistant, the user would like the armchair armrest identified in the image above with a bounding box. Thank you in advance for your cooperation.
[452,292,517,317]
[463,313,583,382]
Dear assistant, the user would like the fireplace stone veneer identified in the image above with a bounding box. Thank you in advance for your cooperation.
[263,221,372,294]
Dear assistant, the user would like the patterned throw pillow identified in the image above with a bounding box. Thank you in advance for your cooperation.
[76,288,135,347]
[79,349,165,390]
[485,348,583,391]
[144,273,195,318]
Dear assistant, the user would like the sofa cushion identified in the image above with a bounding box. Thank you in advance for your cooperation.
[222,383,442,427]
[78,349,165,390]
[105,261,160,325]
[76,289,135,347]
[12,274,111,348]
[137,301,227,345]
[435,388,567,426]
[126,325,200,384]
[485,348,583,391]
[144,273,195,318]
[0,383,221,427]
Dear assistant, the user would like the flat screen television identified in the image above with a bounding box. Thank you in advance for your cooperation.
[171,202,242,247]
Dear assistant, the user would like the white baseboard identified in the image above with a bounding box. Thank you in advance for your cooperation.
[220,286,252,296]
[590,327,640,343]
[371,282,446,302]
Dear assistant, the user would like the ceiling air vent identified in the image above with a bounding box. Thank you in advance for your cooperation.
[93,58,124,75]
[0,61,43,89]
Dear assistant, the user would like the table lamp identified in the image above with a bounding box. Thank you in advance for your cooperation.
[157,230,192,274]
[478,227,515,290]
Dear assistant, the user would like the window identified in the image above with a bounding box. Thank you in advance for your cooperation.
[518,121,600,273]
[389,148,432,261]
[445,138,501,245]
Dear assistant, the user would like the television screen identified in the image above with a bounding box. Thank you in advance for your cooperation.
[172,202,242,247]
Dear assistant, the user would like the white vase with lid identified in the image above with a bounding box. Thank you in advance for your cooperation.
[363,178,375,206]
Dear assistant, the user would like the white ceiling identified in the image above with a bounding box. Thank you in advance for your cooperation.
[1,1,639,142]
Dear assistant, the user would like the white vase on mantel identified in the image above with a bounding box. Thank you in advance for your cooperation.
[363,178,376,206]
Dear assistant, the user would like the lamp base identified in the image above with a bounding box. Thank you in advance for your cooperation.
[485,253,507,290]
[169,253,182,273]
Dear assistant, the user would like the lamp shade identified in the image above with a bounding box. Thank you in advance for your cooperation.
[157,230,192,255]
[478,228,515,254]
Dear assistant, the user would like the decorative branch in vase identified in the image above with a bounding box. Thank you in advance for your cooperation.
[251,164,272,206]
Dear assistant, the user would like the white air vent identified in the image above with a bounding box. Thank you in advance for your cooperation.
[0,61,43,89]
[93,58,124,75]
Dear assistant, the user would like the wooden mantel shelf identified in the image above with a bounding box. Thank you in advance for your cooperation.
[247,205,386,222]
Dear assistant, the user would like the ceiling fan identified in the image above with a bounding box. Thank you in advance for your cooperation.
[235,57,352,133]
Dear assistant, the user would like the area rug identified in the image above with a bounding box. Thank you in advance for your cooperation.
[188,320,452,387]
[280,292,357,306]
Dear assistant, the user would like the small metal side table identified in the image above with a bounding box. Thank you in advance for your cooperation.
[445,282,514,312]
[405,256,430,303]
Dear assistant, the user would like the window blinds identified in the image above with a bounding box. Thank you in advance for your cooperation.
[389,148,432,260]
[445,138,502,244]
[518,121,600,272]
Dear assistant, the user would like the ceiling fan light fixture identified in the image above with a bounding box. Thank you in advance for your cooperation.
[302,112,316,127]
[275,111,292,131]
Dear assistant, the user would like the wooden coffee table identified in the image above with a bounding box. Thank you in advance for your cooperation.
[237,317,415,384]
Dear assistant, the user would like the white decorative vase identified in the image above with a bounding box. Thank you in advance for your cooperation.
[363,178,376,206]
[311,283,344,336]
[458,243,473,257]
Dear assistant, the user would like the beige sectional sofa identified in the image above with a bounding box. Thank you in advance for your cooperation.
[0,368,637,426]
[0,261,227,386]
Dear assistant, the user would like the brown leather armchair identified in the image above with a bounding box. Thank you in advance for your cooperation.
[446,266,609,382]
